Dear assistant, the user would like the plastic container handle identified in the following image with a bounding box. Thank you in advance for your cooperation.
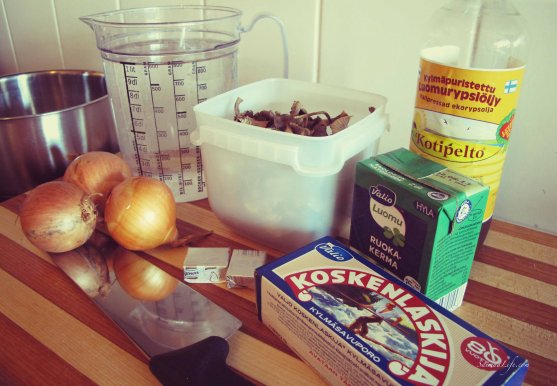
[239,14,289,78]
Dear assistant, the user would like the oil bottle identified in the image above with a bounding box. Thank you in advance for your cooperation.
[409,0,529,246]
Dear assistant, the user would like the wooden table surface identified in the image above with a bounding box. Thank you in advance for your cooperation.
[0,194,555,386]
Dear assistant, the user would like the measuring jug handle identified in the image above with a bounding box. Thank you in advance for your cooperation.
[239,14,289,78]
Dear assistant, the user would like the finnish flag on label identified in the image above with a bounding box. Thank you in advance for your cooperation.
[504,79,519,94]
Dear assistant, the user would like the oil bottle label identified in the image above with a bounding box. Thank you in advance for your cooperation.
[410,58,525,221]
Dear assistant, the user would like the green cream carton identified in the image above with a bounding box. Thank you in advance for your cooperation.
[349,148,488,311]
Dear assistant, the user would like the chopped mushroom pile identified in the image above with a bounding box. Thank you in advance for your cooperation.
[233,98,375,137]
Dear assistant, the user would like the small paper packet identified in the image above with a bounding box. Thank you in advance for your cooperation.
[183,248,230,283]
[226,249,268,289]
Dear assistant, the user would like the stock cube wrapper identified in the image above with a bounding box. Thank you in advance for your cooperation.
[350,148,489,310]
[226,249,268,289]
[183,248,230,283]
[256,238,528,386]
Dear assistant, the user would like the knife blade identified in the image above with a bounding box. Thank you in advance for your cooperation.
[51,240,252,386]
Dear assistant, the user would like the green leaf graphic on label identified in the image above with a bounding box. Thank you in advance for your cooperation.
[496,109,515,145]
[383,226,394,239]
[393,232,406,247]
[382,226,405,246]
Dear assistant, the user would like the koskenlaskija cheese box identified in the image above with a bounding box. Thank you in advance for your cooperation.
[255,237,528,386]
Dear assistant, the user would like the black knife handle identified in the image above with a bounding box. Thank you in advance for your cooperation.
[149,336,254,386]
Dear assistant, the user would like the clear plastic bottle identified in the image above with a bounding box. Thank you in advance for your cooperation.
[409,0,529,246]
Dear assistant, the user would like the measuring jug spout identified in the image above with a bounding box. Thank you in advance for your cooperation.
[79,11,117,33]
[79,16,94,29]
[79,14,102,41]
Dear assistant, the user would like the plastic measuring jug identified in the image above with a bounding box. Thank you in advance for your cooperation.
[81,6,288,202]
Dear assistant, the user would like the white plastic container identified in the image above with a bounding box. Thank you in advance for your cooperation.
[192,78,388,252]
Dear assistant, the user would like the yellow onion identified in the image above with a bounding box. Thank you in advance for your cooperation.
[104,176,178,251]
[63,151,131,211]
[19,181,97,253]
[112,247,178,301]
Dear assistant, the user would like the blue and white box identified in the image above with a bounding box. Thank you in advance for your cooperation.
[256,237,528,386]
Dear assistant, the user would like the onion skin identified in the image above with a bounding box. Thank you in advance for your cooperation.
[19,181,97,253]
[113,247,178,301]
[63,151,131,211]
[104,177,178,251]
[51,242,111,298]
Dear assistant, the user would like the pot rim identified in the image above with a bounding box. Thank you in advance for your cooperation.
[0,69,109,121]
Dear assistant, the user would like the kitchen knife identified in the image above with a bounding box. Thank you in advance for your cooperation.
[51,242,252,386]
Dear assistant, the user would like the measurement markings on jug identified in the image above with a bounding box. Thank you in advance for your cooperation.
[170,62,190,195]
[123,62,146,176]
[132,119,144,129]
[146,62,166,181]
[128,90,140,99]
[114,54,230,200]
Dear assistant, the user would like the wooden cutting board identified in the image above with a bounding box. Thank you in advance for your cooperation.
[0,194,555,385]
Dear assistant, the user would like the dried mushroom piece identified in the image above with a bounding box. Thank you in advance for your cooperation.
[233,98,375,137]
[234,98,269,128]
[329,112,351,134]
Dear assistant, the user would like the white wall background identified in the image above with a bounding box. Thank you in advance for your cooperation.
[1,0,555,235]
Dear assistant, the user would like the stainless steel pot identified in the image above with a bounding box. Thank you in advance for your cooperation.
[0,70,119,200]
